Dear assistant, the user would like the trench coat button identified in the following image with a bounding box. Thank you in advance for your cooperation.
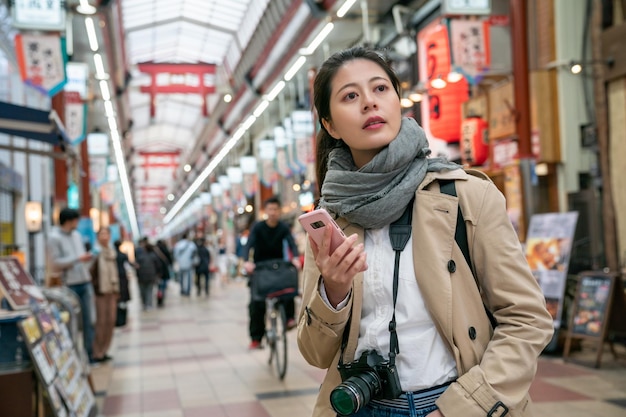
[468,326,477,340]
[447,260,456,273]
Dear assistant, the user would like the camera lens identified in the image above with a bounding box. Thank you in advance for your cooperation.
[330,371,381,416]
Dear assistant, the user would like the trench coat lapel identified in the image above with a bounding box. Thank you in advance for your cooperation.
[411,188,458,350]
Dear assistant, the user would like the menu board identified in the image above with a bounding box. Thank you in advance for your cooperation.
[0,256,46,309]
[17,303,96,417]
[563,271,625,368]
[570,273,613,337]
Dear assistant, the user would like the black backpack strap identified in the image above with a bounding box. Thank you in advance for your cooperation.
[440,180,471,268]
[440,179,498,329]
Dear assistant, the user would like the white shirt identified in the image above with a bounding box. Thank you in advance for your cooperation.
[322,226,458,391]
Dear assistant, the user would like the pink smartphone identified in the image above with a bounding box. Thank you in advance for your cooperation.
[298,209,347,253]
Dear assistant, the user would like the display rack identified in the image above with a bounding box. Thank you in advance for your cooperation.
[1,256,96,417]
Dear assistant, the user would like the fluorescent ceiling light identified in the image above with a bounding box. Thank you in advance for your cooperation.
[107,116,117,131]
[266,81,285,101]
[164,114,255,223]
[93,54,108,79]
[104,100,114,118]
[284,56,307,81]
[77,0,97,15]
[109,130,139,238]
[300,22,334,56]
[99,80,110,100]
[336,0,358,18]
[241,115,257,131]
[253,100,269,117]
[85,17,99,51]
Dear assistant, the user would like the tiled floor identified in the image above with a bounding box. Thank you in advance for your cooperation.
[90,276,626,417]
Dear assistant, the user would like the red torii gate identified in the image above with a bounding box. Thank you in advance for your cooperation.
[137,62,217,117]
[138,150,181,181]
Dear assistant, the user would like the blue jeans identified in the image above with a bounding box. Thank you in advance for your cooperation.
[350,381,450,417]
[179,269,193,296]
[352,397,438,417]
[68,282,95,361]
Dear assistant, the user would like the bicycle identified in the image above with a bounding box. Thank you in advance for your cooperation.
[265,286,297,380]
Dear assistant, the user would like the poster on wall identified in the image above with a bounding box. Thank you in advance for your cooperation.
[525,212,579,328]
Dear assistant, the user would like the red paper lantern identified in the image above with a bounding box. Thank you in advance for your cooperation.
[460,116,489,166]
[428,77,468,142]
[424,24,451,79]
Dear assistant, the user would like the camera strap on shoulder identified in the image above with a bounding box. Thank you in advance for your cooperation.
[387,197,415,366]
[337,198,415,367]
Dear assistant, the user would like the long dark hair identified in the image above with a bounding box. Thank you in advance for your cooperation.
[313,46,401,191]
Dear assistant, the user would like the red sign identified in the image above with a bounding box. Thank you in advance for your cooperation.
[0,256,46,310]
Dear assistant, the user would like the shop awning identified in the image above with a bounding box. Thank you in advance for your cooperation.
[0,101,69,146]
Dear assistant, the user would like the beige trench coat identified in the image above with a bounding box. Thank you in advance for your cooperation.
[297,169,554,417]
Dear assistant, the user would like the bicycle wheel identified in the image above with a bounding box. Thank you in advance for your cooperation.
[266,300,277,365]
[273,302,288,379]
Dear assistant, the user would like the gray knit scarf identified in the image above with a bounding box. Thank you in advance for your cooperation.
[319,117,461,229]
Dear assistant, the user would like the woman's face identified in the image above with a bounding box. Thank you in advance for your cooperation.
[322,58,401,168]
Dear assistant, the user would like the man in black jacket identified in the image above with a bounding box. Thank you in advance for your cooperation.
[242,196,300,349]
[195,237,212,296]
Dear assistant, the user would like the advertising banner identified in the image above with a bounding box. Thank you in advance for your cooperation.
[525,212,579,328]
[449,19,491,84]
[64,92,86,145]
[15,33,67,96]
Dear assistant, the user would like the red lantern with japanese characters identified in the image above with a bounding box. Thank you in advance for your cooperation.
[421,22,469,142]
[429,78,469,142]
[460,116,489,166]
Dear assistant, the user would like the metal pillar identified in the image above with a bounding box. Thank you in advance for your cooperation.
[510,0,534,233]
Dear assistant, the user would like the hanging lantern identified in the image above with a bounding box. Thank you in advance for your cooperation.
[460,116,489,166]
[424,23,451,80]
[428,77,469,142]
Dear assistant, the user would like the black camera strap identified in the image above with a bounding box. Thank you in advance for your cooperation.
[387,198,414,366]
[337,198,414,367]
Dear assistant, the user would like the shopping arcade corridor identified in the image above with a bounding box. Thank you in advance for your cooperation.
[89,274,626,417]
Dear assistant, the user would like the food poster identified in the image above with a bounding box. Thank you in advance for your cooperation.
[571,274,612,337]
[525,212,579,328]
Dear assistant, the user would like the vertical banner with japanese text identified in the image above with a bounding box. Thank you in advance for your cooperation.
[15,33,67,96]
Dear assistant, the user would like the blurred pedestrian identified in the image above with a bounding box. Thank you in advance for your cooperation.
[91,227,119,362]
[173,232,197,296]
[135,237,161,310]
[195,236,212,296]
[113,240,134,326]
[47,207,96,363]
[154,241,172,307]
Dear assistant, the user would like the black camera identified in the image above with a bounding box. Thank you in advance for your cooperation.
[330,350,402,416]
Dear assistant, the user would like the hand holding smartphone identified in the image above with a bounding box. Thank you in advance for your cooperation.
[298,209,347,254]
